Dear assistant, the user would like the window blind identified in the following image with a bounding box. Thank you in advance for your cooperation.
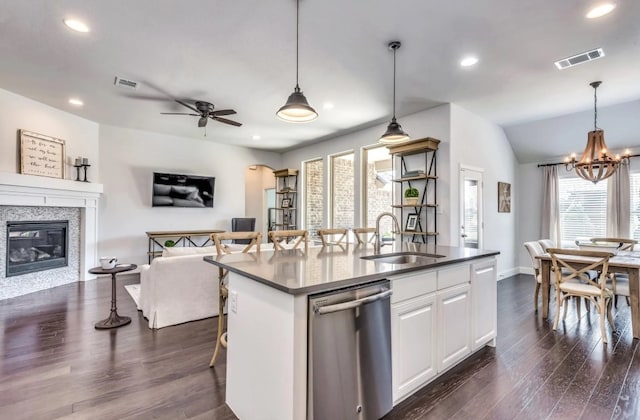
[559,177,607,242]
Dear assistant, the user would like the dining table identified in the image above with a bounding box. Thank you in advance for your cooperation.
[537,250,640,339]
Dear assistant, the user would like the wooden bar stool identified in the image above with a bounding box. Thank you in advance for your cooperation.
[318,228,348,247]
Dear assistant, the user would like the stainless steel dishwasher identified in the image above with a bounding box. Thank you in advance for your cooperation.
[308,280,393,420]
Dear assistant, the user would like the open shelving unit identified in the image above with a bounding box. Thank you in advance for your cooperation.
[387,137,440,244]
[272,168,298,233]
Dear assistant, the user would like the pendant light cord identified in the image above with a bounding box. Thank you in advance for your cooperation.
[593,83,598,131]
[392,46,397,118]
[295,0,300,90]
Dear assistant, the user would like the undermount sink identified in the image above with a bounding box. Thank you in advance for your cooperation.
[362,252,446,265]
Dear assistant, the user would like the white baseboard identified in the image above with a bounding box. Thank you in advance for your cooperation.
[497,267,520,281]
[519,266,535,276]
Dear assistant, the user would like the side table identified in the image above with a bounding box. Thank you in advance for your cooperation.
[89,264,137,329]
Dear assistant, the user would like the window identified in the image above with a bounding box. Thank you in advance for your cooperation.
[363,146,392,230]
[330,152,355,229]
[559,177,607,243]
[304,159,324,238]
[630,173,640,241]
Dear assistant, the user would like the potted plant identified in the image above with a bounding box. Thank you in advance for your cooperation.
[164,239,176,248]
[404,187,419,206]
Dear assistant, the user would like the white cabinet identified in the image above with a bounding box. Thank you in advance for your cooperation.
[437,283,471,373]
[391,293,437,403]
[471,258,497,350]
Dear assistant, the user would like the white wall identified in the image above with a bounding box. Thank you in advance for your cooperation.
[449,104,518,279]
[98,125,281,265]
[282,104,452,242]
[517,162,543,270]
[0,88,99,180]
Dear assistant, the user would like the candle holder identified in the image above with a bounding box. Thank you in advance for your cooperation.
[82,164,91,182]
[73,164,83,181]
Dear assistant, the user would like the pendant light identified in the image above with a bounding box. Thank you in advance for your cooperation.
[379,41,409,144]
[276,0,318,123]
[564,81,629,184]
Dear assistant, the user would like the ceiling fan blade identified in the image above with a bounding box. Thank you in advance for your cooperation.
[198,117,208,128]
[175,99,200,113]
[210,109,236,116]
[160,112,200,116]
[212,116,242,127]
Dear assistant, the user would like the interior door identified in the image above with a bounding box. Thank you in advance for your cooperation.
[459,167,483,249]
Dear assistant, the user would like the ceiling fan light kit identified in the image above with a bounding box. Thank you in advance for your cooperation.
[564,81,630,184]
[276,0,318,123]
[379,41,410,144]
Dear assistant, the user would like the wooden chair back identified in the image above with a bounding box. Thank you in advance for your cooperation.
[353,227,376,245]
[589,237,637,251]
[546,248,613,290]
[211,232,262,256]
[269,229,309,252]
[318,228,348,247]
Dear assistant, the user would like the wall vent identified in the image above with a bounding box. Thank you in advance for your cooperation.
[554,48,605,70]
[113,76,139,90]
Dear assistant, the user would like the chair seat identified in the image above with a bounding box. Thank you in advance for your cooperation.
[559,281,612,297]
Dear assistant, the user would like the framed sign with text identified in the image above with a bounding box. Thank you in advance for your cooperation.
[19,130,66,179]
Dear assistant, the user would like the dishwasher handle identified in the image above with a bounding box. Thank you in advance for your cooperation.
[314,288,392,315]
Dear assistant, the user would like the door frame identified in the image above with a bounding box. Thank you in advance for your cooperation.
[459,164,484,249]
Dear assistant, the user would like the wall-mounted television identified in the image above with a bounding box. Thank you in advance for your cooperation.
[152,172,215,208]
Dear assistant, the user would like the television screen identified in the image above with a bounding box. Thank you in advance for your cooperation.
[152,172,215,208]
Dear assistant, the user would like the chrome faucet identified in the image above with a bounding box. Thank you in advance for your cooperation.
[375,212,400,252]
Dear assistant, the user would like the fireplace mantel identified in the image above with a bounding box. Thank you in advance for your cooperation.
[0,171,103,282]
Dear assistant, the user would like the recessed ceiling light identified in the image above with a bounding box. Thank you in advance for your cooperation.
[323,102,335,110]
[586,3,616,18]
[63,18,90,33]
[460,56,479,67]
[68,98,84,106]
[252,135,261,140]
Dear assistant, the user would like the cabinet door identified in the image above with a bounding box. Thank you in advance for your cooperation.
[437,283,471,373]
[471,259,497,350]
[391,293,437,404]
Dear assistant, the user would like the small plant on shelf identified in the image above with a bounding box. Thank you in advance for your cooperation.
[404,187,419,206]
[164,239,176,248]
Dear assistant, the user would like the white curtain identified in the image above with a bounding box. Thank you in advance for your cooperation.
[607,161,630,237]
[541,166,561,245]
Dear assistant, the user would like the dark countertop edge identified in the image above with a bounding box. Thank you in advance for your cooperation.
[204,251,500,296]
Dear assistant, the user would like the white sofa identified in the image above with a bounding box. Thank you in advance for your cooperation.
[138,246,222,329]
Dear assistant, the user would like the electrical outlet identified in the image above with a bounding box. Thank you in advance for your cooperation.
[230,290,238,313]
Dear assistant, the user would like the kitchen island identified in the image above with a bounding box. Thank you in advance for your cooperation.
[204,243,499,420]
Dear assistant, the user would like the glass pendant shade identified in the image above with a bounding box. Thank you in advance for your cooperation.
[379,117,410,144]
[574,129,619,183]
[277,86,318,122]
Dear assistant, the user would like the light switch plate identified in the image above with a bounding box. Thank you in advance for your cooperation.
[230,290,238,313]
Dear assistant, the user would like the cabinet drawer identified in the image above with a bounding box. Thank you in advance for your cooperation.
[391,270,437,303]
[437,264,470,289]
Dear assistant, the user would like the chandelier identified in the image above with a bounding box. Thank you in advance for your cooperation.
[564,81,629,184]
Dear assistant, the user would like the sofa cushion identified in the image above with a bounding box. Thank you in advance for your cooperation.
[162,246,217,257]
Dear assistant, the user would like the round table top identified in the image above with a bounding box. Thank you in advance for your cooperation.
[89,264,137,275]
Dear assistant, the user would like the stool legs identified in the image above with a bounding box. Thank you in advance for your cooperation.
[210,270,228,367]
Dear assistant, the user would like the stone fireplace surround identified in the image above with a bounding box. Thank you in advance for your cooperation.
[0,172,103,300]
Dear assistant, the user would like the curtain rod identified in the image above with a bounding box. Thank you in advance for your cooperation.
[537,154,640,168]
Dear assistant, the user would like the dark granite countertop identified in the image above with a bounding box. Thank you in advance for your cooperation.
[203,243,499,296]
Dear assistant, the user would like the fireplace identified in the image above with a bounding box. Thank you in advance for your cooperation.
[6,221,69,277]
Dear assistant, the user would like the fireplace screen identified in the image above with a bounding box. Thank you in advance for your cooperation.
[6,221,68,277]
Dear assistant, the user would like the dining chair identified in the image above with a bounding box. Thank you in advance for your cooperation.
[317,228,348,247]
[538,239,555,252]
[269,229,309,253]
[547,248,615,343]
[524,241,546,310]
[588,237,637,306]
[353,227,377,245]
[209,231,262,367]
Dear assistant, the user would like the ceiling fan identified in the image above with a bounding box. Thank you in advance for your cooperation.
[161,100,242,128]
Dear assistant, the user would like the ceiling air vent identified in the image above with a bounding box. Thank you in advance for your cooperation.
[113,76,139,90]
[554,48,605,70]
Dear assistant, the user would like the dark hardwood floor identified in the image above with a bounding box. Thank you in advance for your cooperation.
[1,274,638,419]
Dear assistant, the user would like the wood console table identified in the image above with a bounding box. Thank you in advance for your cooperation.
[146,229,225,263]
